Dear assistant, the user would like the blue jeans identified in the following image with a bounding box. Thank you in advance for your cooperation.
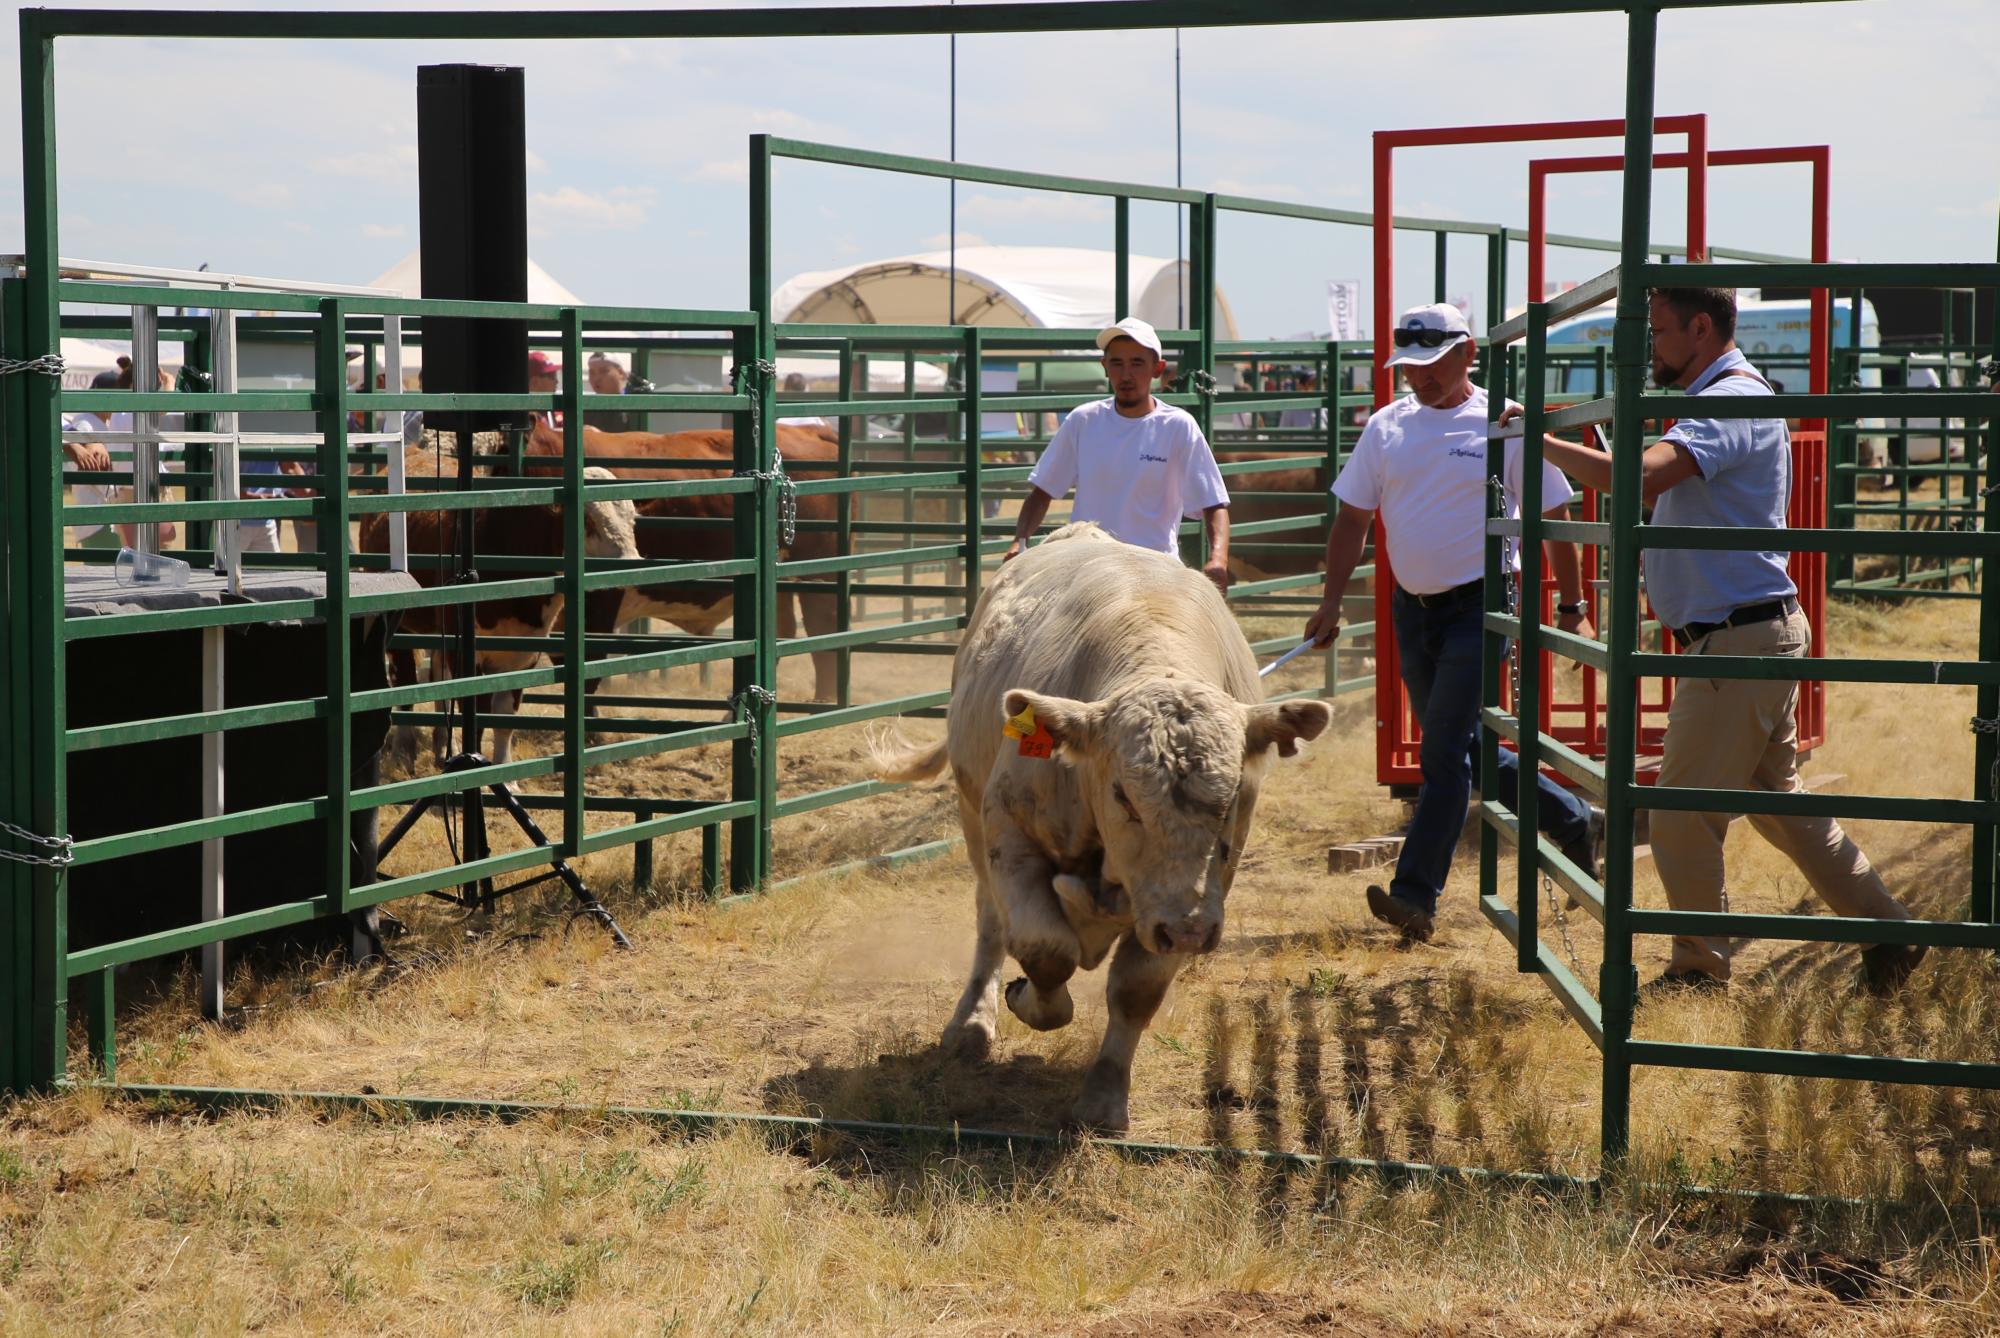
[1389,585,1590,915]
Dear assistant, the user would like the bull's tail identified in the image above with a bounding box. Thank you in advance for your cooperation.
[870,732,951,784]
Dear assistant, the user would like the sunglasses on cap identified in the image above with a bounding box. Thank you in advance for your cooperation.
[1391,327,1466,350]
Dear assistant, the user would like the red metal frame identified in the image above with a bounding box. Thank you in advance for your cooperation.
[1524,145,1832,778]
[1368,117,1708,788]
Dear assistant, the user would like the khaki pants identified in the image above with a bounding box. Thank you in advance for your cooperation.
[1652,607,1909,979]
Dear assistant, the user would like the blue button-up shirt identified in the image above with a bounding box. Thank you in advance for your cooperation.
[1645,348,1798,630]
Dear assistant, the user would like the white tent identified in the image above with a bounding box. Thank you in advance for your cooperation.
[772,245,1240,340]
[367,251,584,307]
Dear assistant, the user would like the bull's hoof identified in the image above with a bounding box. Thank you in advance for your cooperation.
[940,1019,995,1062]
[1070,1059,1132,1135]
[1004,976,1073,1031]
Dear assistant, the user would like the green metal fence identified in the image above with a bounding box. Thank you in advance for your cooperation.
[10,0,2000,1204]
[1480,209,2000,1164]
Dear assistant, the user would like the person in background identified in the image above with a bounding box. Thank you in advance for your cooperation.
[1005,317,1232,593]
[585,352,643,433]
[1513,285,1925,996]
[529,351,562,430]
[1304,302,1597,946]
[777,370,827,428]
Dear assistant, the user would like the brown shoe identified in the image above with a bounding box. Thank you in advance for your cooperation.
[1365,884,1434,945]
[1860,942,1927,996]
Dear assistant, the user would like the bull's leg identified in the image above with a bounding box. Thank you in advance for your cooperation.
[1072,932,1183,1134]
[985,819,1080,1033]
[800,586,840,702]
[941,790,1005,1060]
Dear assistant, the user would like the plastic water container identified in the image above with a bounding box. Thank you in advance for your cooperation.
[114,546,192,588]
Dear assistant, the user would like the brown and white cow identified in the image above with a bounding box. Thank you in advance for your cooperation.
[876,523,1331,1132]
[524,421,843,701]
[356,448,638,767]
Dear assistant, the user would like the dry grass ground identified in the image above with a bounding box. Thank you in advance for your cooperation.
[4,587,1997,1335]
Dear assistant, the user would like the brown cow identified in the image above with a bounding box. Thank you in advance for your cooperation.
[524,421,843,701]
[1214,450,1333,582]
[358,448,638,768]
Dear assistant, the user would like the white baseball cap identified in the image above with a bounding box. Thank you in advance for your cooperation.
[1384,302,1473,367]
[1096,317,1164,361]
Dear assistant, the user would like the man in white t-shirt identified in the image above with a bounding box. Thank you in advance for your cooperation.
[1303,302,1595,945]
[1004,317,1232,592]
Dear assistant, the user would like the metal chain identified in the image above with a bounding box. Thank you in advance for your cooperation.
[729,684,779,750]
[730,358,797,546]
[1186,369,1218,398]
[0,354,65,377]
[1973,717,2000,800]
[0,817,74,868]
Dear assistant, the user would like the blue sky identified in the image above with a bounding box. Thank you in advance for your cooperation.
[3,0,1996,336]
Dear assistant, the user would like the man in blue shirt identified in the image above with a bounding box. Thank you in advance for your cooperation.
[1520,287,1923,996]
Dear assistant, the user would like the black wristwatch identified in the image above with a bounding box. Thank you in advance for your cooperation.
[1556,600,1588,617]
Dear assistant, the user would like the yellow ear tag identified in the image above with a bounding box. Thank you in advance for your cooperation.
[1003,704,1056,759]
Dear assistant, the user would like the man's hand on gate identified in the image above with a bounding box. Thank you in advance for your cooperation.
[64,440,112,472]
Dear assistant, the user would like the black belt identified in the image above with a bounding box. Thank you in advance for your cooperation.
[1399,578,1483,609]
[1670,595,1799,649]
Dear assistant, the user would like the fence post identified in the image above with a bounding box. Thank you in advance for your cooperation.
[738,132,779,891]
[835,340,855,707]
[18,16,69,1091]
[315,298,353,915]
[1514,303,1549,974]
[560,307,587,857]
[1599,1,1661,1169]
[964,325,984,619]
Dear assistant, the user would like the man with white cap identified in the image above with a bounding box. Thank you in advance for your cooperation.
[1303,302,1597,945]
[1004,317,1232,592]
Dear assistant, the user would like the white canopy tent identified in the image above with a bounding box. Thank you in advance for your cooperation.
[773,245,1239,337]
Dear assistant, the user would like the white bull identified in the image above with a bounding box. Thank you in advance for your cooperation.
[877,524,1330,1131]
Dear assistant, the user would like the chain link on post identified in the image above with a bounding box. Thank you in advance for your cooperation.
[1186,369,1218,398]
[0,818,72,868]
[0,354,64,377]
[1972,717,2000,800]
[730,358,796,546]
[730,684,779,751]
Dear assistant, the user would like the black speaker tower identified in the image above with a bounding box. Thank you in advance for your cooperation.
[417,63,529,436]
[391,64,630,949]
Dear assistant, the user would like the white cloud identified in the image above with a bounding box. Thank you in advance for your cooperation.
[361,222,406,240]
[920,231,989,249]
[525,148,549,174]
[529,185,656,234]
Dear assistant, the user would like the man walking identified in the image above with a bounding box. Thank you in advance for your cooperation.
[1305,302,1598,945]
[1517,286,1923,994]
[1004,317,1232,593]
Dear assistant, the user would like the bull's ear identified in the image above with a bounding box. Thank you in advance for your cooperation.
[1244,699,1333,760]
[1001,688,1102,760]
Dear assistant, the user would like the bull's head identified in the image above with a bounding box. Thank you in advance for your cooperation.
[1001,680,1330,957]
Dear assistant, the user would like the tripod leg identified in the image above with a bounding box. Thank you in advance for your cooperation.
[485,783,634,950]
